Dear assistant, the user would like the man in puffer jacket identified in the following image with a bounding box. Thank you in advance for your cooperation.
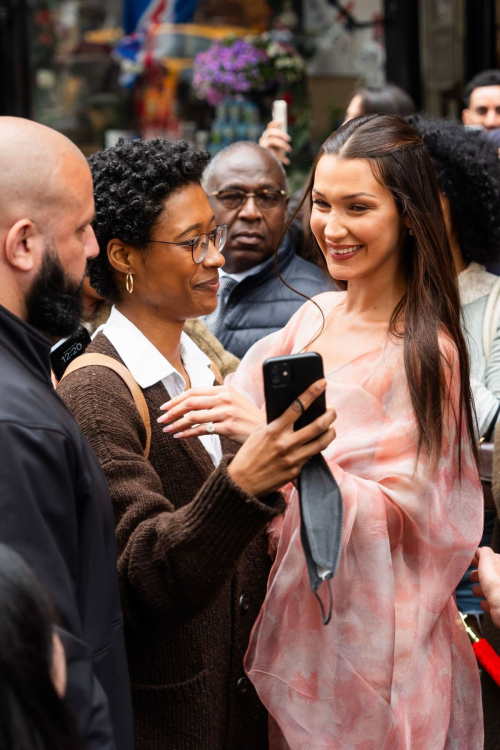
[202,142,335,358]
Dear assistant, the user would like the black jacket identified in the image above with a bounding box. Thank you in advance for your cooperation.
[0,304,134,750]
[218,238,335,358]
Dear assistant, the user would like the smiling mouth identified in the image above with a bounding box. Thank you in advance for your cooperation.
[328,244,363,258]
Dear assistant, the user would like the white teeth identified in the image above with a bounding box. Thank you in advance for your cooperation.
[331,245,361,255]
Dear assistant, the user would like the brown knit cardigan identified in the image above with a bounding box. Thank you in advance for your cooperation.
[57,333,285,750]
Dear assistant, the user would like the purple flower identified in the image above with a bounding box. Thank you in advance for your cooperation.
[192,34,303,105]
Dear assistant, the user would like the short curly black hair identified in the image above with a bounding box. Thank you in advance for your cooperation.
[87,138,210,302]
[408,115,500,264]
[464,69,500,107]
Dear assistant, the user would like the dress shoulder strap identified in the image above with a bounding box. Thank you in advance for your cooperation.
[61,353,151,459]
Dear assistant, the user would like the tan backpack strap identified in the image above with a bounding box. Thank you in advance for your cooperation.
[61,353,151,459]
[209,362,223,385]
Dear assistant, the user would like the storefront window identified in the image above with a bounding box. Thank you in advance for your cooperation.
[31,0,131,154]
[29,0,386,170]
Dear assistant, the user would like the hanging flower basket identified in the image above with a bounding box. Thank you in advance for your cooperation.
[193,34,305,107]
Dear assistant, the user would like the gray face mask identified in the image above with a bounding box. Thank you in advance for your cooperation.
[298,454,344,625]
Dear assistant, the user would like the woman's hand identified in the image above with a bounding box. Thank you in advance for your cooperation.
[228,380,336,497]
[471,547,500,628]
[158,386,265,445]
[259,120,292,166]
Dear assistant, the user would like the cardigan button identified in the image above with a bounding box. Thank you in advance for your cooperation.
[236,677,249,695]
[239,595,249,613]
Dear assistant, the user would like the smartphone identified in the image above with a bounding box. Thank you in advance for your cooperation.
[50,325,91,381]
[263,353,326,431]
[272,99,288,134]
[271,99,288,160]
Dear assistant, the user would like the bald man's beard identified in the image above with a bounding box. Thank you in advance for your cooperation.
[25,246,84,338]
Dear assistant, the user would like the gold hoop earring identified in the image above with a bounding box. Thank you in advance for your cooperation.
[409,228,414,236]
[125,273,134,294]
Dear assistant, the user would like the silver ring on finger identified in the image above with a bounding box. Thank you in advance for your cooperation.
[205,422,216,435]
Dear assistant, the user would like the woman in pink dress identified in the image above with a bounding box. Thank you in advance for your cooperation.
[160,114,484,748]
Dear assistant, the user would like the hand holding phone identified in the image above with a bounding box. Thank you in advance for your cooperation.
[263,353,326,430]
[50,326,91,381]
[263,354,342,617]
[258,100,292,165]
[227,377,335,497]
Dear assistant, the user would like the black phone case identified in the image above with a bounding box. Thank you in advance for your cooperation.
[263,352,326,430]
[50,326,91,381]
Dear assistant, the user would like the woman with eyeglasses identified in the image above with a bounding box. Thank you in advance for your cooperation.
[57,138,335,750]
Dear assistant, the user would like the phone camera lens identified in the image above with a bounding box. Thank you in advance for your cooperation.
[270,365,279,375]
[271,376,280,385]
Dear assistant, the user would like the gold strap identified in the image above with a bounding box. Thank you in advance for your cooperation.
[61,353,151,459]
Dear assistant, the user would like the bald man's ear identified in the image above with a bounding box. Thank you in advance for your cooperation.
[4,219,44,273]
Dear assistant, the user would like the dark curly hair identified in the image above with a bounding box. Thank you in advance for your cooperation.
[87,138,210,301]
[408,115,500,264]
[464,69,500,107]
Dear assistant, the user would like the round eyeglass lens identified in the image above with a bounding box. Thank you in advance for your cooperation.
[192,225,228,263]
[219,191,245,209]
[256,191,281,209]
[217,224,228,252]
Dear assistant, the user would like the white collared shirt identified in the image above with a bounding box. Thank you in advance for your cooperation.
[96,306,222,467]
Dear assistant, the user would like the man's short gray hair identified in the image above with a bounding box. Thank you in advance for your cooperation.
[202,141,287,192]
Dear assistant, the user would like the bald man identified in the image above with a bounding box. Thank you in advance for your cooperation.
[0,119,133,749]
[203,142,333,358]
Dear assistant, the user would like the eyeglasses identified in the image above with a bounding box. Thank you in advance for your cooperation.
[209,188,287,210]
[149,224,228,264]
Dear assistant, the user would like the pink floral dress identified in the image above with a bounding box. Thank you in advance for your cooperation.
[228,292,484,750]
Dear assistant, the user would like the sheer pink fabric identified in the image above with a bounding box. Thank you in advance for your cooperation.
[228,292,484,749]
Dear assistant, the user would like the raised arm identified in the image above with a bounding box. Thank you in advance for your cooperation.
[259,119,292,165]
[58,368,335,628]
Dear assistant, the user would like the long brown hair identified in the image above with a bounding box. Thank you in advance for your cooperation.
[282,113,477,468]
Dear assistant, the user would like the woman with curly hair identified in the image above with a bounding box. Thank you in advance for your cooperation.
[57,138,335,750]
[409,116,500,625]
[409,115,500,438]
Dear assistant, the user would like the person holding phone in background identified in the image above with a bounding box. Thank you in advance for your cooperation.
[260,83,417,166]
[160,114,483,748]
[57,137,335,750]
